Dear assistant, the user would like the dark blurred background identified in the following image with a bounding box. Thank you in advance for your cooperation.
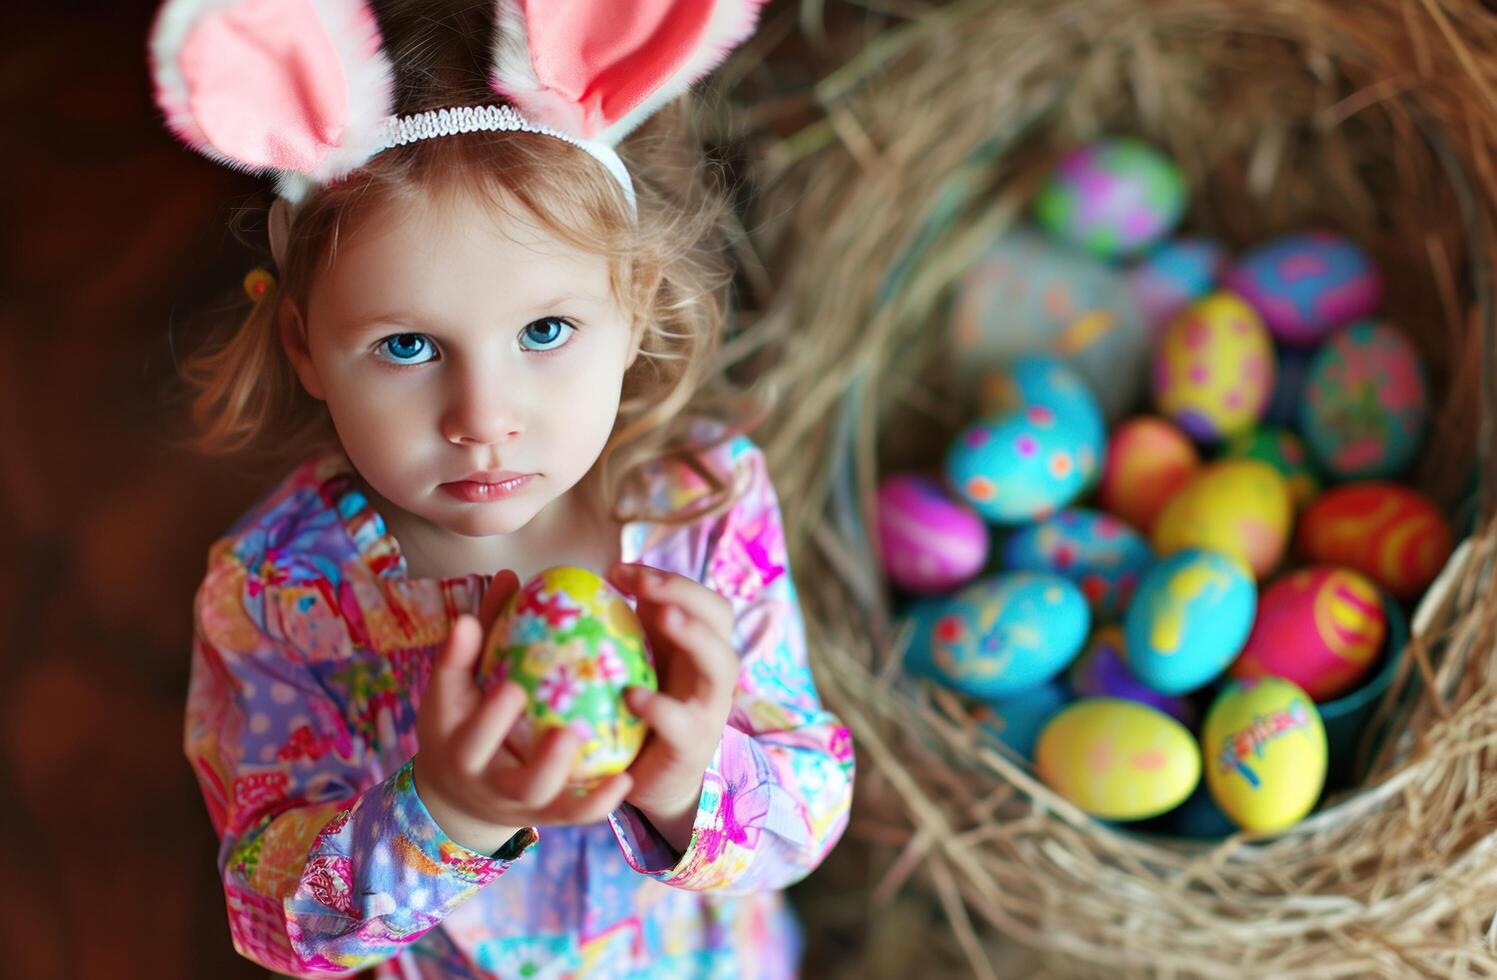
[4,2,284,977]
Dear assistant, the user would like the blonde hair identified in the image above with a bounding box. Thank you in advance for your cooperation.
[175,0,760,523]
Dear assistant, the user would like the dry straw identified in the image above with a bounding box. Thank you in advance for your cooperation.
[731,0,1497,974]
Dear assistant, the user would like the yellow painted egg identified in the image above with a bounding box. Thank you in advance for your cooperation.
[1036,698,1201,820]
[1153,459,1293,579]
[1152,292,1276,444]
[1203,678,1327,833]
[476,566,658,788]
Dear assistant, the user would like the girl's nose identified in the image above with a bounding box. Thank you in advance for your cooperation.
[441,367,525,447]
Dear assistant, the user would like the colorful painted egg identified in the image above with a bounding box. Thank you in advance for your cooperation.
[1036,698,1201,820]
[1223,232,1382,346]
[1229,566,1386,701]
[1126,236,1229,330]
[1068,626,1196,725]
[1097,416,1201,533]
[947,406,1100,525]
[1153,292,1276,444]
[876,474,989,594]
[1203,678,1328,832]
[1152,460,1293,579]
[1124,549,1257,695]
[1001,508,1152,617]
[477,566,657,788]
[977,681,1070,760]
[1300,320,1428,479]
[1296,482,1454,599]
[1222,428,1320,510]
[951,234,1148,421]
[1263,343,1317,429]
[914,573,1091,699]
[979,353,1107,450]
[1033,138,1188,260]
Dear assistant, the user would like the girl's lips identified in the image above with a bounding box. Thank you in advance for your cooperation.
[439,474,535,502]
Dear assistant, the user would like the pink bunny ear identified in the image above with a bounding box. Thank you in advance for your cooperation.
[148,0,395,197]
[490,0,765,146]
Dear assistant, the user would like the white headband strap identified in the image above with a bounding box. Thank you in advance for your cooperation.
[274,104,637,214]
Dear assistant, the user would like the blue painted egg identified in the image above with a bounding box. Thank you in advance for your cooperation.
[982,353,1108,451]
[1001,508,1152,617]
[1223,232,1382,346]
[1068,626,1197,725]
[977,681,1071,760]
[950,227,1149,421]
[1126,237,1229,331]
[947,405,1100,525]
[1300,320,1428,479]
[914,573,1091,699]
[1124,549,1258,695]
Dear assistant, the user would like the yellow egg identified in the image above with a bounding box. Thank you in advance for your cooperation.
[1152,291,1276,443]
[1203,678,1327,833]
[1153,459,1292,579]
[1036,698,1201,820]
[476,566,658,788]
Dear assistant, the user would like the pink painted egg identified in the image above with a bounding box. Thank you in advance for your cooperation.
[1229,566,1386,701]
[1097,416,1201,533]
[876,474,989,593]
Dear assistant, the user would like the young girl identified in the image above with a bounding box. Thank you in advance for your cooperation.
[155,0,855,976]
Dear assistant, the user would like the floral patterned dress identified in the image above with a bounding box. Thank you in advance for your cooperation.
[184,430,855,978]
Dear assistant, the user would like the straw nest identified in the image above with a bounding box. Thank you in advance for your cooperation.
[729,0,1497,975]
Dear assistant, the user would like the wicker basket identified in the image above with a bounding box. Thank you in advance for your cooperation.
[739,0,1497,974]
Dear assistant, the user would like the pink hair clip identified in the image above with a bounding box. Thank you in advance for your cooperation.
[148,0,766,209]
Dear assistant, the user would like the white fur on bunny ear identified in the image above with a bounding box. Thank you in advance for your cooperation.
[149,0,395,198]
[490,0,765,147]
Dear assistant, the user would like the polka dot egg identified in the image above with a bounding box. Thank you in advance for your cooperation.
[1153,292,1276,444]
[947,405,1101,525]
[1300,320,1428,479]
[1001,508,1152,618]
[1034,138,1188,260]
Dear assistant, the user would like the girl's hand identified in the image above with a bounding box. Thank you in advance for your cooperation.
[413,570,634,855]
[606,562,739,855]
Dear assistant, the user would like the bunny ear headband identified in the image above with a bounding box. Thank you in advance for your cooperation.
[149,0,764,223]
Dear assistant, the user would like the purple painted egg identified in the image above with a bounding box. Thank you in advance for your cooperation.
[1069,626,1197,726]
[876,474,989,594]
[1223,232,1382,346]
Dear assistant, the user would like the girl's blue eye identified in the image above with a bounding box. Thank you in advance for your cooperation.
[520,317,575,352]
[377,333,435,365]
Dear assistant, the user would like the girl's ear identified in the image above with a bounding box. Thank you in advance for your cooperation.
[278,300,326,402]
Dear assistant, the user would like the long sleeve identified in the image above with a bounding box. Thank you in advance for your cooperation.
[609,436,856,893]
[184,538,535,977]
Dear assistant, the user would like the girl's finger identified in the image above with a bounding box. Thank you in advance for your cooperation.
[608,563,734,640]
[654,609,740,699]
[543,773,634,826]
[449,679,528,775]
[625,687,697,747]
[490,728,579,809]
[423,615,484,731]
[478,569,522,635]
